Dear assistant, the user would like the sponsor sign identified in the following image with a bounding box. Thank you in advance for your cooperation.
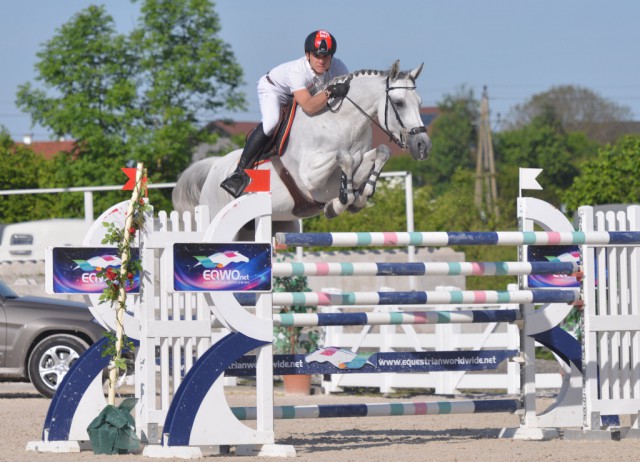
[527,245,580,288]
[46,247,140,294]
[226,347,518,376]
[171,243,272,292]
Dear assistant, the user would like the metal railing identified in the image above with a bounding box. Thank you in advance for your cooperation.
[0,182,176,224]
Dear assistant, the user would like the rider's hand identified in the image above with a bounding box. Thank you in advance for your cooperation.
[326,82,350,99]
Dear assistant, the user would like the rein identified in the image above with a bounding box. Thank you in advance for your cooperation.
[329,74,426,150]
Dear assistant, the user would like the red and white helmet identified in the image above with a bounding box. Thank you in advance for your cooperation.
[304,30,337,56]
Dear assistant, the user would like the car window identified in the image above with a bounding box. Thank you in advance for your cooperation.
[0,280,18,299]
[10,233,34,245]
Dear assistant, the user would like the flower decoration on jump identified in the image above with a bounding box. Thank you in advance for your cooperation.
[95,163,150,405]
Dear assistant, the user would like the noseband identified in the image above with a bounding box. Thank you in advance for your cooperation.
[333,74,426,150]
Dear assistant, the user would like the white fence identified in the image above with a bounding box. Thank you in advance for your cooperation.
[581,205,640,431]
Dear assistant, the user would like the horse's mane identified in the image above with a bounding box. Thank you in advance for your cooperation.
[326,68,415,86]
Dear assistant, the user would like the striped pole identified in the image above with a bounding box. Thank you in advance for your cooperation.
[274,309,520,327]
[275,231,640,248]
[273,261,578,277]
[272,288,580,307]
[232,399,521,420]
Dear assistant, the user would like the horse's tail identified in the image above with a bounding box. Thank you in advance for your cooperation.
[172,157,218,214]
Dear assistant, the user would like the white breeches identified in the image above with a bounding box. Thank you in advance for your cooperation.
[257,76,290,136]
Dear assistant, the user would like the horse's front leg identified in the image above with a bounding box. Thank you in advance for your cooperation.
[324,151,355,219]
[348,144,391,213]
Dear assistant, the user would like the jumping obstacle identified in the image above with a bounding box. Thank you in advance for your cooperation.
[273,308,521,327]
[271,288,580,305]
[275,230,640,247]
[33,176,640,457]
[272,260,579,277]
[271,257,577,395]
[147,192,584,454]
[232,399,522,420]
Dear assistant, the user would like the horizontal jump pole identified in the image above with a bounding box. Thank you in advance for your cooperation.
[271,288,580,307]
[232,399,521,420]
[274,309,520,327]
[275,230,640,248]
[273,261,578,277]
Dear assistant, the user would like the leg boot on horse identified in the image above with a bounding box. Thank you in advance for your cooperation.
[220,124,270,198]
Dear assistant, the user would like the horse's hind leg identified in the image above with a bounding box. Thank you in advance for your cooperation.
[348,144,391,213]
[324,152,355,219]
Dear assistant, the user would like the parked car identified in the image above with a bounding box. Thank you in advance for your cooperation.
[0,279,107,398]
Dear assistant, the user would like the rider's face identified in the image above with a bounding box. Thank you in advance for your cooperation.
[307,52,332,75]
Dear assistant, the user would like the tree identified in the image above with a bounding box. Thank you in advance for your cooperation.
[494,110,589,209]
[16,6,136,149]
[127,0,246,176]
[504,85,633,144]
[424,86,478,191]
[16,0,246,213]
[0,131,59,222]
[562,135,640,211]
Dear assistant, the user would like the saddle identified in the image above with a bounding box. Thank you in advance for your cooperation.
[248,99,325,218]
[251,100,297,165]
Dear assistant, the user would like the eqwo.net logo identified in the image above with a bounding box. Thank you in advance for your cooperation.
[193,251,250,281]
[72,255,122,283]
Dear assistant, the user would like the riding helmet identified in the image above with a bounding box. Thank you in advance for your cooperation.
[304,30,337,56]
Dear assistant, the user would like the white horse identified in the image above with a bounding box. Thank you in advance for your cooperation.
[173,61,431,228]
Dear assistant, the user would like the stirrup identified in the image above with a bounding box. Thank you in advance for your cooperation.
[220,170,251,198]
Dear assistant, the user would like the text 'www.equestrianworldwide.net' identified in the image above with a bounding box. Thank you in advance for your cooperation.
[377,356,499,367]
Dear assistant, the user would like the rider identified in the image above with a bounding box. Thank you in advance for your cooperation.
[220,29,351,198]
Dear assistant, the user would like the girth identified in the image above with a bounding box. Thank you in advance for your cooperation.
[271,157,324,218]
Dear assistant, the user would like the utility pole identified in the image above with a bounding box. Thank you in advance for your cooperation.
[474,86,499,219]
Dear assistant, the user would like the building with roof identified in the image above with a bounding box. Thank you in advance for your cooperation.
[14,135,75,159]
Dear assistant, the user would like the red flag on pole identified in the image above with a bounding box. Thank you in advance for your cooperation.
[244,169,271,193]
[122,167,147,192]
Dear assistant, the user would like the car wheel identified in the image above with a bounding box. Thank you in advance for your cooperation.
[27,334,90,398]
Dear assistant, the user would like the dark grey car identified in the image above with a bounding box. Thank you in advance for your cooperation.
[0,279,106,398]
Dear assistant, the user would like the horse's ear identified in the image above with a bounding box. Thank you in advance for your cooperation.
[410,63,424,81]
[390,60,400,79]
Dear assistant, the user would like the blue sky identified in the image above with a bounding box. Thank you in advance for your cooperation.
[1,0,639,141]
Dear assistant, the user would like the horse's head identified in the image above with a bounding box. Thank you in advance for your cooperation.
[379,61,432,161]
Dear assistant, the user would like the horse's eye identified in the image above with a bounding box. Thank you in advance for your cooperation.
[394,100,405,108]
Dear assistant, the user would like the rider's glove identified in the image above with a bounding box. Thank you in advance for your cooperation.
[326,82,350,99]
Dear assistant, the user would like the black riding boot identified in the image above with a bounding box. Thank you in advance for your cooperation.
[220,124,270,198]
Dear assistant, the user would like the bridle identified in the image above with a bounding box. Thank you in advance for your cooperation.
[329,74,427,150]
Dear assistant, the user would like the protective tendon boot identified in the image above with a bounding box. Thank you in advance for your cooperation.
[220,124,270,198]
